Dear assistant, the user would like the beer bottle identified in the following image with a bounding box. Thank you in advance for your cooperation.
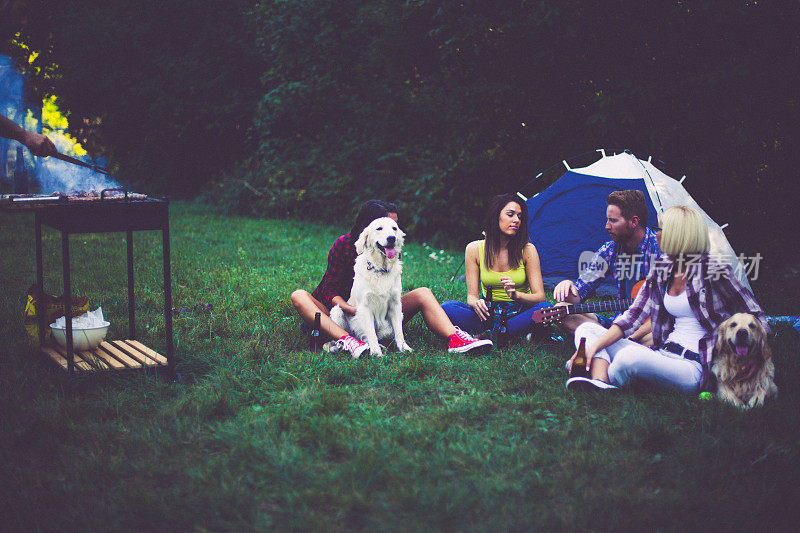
[310,312,321,351]
[484,284,494,331]
[495,307,509,348]
[570,337,590,378]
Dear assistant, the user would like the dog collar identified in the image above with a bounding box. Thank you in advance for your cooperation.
[734,362,759,383]
[366,260,389,274]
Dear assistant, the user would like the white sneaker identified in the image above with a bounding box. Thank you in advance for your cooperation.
[324,334,369,359]
[565,376,619,391]
[322,340,341,353]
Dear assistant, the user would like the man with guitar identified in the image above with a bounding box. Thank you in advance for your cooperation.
[542,190,660,344]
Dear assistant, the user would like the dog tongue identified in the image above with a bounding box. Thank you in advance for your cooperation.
[385,248,396,259]
[736,346,749,357]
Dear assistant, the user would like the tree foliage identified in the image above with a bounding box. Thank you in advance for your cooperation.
[234,0,799,267]
[6,0,799,268]
[6,0,262,194]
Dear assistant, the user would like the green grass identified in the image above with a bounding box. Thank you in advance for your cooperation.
[1,202,799,530]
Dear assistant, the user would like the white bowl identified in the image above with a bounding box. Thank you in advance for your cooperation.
[50,321,110,351]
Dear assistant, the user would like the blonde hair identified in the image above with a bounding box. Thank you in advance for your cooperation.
[659,206,710,257]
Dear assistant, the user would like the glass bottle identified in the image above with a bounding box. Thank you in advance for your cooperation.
[570,337,590,378]
[484,284,494,331]
[495,306,508,348]
[310,312,321,351]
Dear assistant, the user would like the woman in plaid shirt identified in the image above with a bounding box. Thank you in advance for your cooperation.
[566,206,768,392]
[291,200,492,358]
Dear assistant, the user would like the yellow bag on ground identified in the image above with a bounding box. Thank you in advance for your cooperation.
[24,286,90,344]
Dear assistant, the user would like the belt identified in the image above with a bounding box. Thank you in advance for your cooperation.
[662,342,701,364]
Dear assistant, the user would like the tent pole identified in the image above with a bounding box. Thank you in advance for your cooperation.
[518,148,613,196]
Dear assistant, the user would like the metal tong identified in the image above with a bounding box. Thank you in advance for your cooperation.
[52,152,110,175]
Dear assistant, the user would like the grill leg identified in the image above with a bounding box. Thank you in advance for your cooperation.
[35,214,45,347]
[61,230,73,374]
[126,230,135,339]
[162,214,175,378]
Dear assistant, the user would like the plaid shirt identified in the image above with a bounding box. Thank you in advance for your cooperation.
[613,253,768,387]
[311,234,357,308]
[574,226,660,301]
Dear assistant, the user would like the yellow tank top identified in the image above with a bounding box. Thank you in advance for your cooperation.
[478,241,529,302]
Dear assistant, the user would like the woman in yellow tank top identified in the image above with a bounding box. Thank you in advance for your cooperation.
[441,194,548,340]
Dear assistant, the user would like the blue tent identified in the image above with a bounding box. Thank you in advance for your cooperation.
[521,151,750,296]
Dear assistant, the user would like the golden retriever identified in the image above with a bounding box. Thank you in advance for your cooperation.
[711,313,777,409]
[329,217,411,357]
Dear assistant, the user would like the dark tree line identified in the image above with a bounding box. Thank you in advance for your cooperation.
[5,0,799,272]
[4,0,262,194]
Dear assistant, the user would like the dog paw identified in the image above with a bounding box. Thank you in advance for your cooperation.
[397,342,413,353]
[748,390,767,408]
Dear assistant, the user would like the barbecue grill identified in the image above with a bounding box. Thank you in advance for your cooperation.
[1,189,174,375]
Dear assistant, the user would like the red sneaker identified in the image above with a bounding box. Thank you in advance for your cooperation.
[448,327,493,354]
[324,334,369,358]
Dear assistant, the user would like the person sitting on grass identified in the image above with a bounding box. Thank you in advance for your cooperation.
[566,205,768,392]
[441,193,549,340]
[291,199,492,358]
[552,189,660,345]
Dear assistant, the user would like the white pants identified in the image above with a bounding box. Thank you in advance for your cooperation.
[573,322,703,392]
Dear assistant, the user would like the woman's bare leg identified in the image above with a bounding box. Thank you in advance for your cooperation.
[291,290,349,341]
[401,287,456,338]
[590,358,611,383]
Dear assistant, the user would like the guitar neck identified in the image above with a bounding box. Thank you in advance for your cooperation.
[566,299,633,316]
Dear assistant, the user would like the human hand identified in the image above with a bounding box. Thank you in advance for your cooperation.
[567,341,598,373]
[340,302,357,316]
[469,298,490,322]
[567,349,578,373]
[553,280,579,302]
[23,131,57,157]
[583,343,598,373]
[500,276,517,301]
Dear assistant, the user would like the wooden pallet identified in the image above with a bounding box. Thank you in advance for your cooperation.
[42,339,168,372]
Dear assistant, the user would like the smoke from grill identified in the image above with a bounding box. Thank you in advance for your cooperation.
[1,54,119,193]
[37,147,120,192]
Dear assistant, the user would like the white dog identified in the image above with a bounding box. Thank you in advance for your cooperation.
[329,217,412,357]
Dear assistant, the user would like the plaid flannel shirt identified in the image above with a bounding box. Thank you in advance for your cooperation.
[311,234,357,309]
[574,226,660,301]
[613,253,769,387]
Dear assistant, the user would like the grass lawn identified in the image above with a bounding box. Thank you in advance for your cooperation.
[1,201,799,530]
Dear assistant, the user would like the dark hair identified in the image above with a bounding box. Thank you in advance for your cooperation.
[484,193,529,270]
[382,201,398,216]
[350,200,395,238]
[606,189,648,227]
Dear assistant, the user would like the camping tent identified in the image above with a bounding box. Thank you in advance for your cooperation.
[521,150,752,296]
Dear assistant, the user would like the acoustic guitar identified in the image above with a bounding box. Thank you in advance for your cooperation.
[533,280,645,324]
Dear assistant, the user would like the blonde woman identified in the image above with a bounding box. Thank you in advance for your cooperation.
[566,206,768,392]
